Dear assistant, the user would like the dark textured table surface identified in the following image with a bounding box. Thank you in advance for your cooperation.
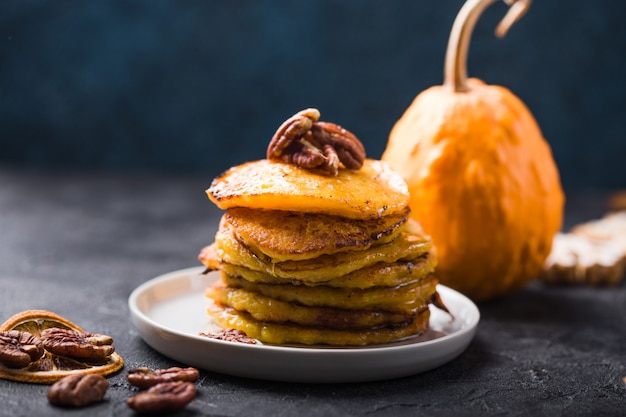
[0,168,624,417]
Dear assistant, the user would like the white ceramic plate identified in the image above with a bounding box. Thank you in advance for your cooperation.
[129,267,479,383]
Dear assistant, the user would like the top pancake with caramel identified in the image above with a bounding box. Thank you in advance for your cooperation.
[207,159,409,219]
[223,207,409,262]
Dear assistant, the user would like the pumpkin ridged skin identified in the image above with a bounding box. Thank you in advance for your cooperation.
[382,78,564,301]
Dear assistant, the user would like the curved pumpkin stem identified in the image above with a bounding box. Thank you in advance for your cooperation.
[444,0,532,93]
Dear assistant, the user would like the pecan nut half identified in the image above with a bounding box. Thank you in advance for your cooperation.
[126,381,197,413]
[199,328,257,344]
[266,108,366,176]
[267,108,320,162]
[312,121,366,171]
[0,330,44,369]
[40,328,114,362]
[47,373,109,408]
[127,366,200,389]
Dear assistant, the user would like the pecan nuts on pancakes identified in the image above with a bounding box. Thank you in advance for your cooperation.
[266,108,366,176]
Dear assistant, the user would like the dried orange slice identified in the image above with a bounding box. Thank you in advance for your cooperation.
[0,310,124,384]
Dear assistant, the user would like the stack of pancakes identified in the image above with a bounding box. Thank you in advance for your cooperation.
[199,159,442,346]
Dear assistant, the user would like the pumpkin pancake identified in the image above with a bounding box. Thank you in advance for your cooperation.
[221,273,438,314]
[207,302,431,346]
[223,207,409,262]
[206,282,418,330]
[199,110,448,346]
[217,252,437,289]
[207,219,432,283]
[207,159,409,220]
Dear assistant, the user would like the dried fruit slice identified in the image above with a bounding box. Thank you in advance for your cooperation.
[0,310,124,384]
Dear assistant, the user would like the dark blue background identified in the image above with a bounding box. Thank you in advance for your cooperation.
[1,0,624,189]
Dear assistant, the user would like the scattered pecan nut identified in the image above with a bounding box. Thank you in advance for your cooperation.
[126,381,196,413]
[47,373,109,408]
[199,328,257,344]
[266,108,366,176]
[0,330,44,369]
[127,366,200,389]
[40,328,115,362]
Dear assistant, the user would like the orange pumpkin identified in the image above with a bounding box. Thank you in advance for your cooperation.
[381,0,564,301]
